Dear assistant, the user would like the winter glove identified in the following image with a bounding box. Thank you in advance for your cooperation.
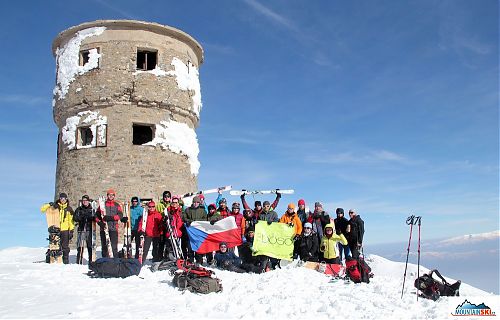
[254,220,259,224]
[209,220,216,225]
[267,220,272,225]
[242,236,247,243]
[276,192,281,198]
[138,231,145,237]
[288,222,294,227]
[49,202,54,207]
[293,235,300,241]
[320,245,326,251]
[103,215,114,222]
[120,216,128,223]
[185,221,192,227]
[113,215,120,221]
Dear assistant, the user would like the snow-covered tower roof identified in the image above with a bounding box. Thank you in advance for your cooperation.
[51,20,204,202]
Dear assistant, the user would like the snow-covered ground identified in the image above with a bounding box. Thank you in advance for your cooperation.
[0,247,497,319]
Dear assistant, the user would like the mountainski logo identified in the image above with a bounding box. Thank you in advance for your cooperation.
[451,300,496,317]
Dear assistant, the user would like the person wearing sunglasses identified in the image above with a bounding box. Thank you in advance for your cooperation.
[137,201,164,264]
[155,191,172,261]
[164,196,184,261]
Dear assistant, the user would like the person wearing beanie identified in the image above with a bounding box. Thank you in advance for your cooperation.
[163,196,184,261]
[214,242,246,273]
[298,222,319,262]
[155,190,172,262]
[229,202,246,243]
[74,195,95,264]
[258,199,279,225]
[279,203,303,237]
[307,201,331,241]
[129,196,143,259]
[96,188,123,258]
[40,192,75,264]
[181,194,208,263]
[334,208,350,261]
[297,199,308,226]
[137,201,164,264]
[346,209,365,259]
[240,191,281,220]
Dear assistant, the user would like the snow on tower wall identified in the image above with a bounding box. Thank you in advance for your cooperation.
[52,20,204,203]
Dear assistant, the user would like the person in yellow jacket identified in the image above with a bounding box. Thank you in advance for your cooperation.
[41,193,75,264]
[319,223,347,264]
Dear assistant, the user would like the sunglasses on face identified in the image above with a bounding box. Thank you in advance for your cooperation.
[148,206,155,208]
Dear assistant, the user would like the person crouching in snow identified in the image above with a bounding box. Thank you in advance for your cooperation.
[214,242,246,273]
[137,201,164,264]
[298,222,319,262]
[319,223,347,264]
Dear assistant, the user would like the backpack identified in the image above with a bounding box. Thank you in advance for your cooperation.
[171,259,222,294]
[88,258,142,278]
[414,269,461,301]
[345,256,373,283]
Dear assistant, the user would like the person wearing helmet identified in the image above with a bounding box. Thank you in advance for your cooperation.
[319,223,348,264]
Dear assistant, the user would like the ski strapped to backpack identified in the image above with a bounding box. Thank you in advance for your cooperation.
[170,259,222,294]
[414,269,461,301]
[229,189,294,196]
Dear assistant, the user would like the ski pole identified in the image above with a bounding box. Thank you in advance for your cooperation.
[401,215,415,299]
[416,216,422,301]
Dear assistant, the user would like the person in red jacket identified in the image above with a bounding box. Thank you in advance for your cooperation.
[137,201,164,264]
[96,188,123,258]
[229,202,245,242]
[164,196,184,260]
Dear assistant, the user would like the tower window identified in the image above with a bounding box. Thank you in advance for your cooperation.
[133,124,154,145]
[79,127,93,146]
[79,48,100,67]
[137,49,157,71]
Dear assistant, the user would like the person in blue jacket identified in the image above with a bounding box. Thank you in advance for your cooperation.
[129,196,144,259]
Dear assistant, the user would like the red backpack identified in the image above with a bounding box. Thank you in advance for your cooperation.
[345,258,362,283]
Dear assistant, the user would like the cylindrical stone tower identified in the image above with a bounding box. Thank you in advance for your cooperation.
[52,20,204,202]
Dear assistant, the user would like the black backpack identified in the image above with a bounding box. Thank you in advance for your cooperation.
[414,269,461,301]
[88,258,142,278]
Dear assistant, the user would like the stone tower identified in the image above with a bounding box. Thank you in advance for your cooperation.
[52,20,204,203]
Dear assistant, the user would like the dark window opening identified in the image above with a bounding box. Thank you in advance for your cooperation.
[79,127,93,146]
[133,124,154,145]
[137,50,157,71]
[79,48,100,67]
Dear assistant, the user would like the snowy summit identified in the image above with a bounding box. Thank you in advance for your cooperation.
[0,247,496,319]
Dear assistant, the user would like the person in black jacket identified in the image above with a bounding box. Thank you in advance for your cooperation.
[334,208,350,262]
[298,222,319,262]
[74,195,95,264]
[347,209,365,259]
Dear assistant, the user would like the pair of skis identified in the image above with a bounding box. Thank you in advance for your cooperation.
[163,208,183,260]
[138,206,148,264]
[120,202,133,259]
[97,196,114,258]
[230,189,294,196]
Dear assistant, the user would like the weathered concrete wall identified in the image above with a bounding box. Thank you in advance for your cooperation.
[52,20,204,203]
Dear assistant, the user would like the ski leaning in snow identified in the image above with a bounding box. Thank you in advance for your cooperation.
[229,189,294,196]
[182,185,232,198]
[138,207,148,264]
[98,195,114,258]
[164,208,183,260]
[91,200,98,262]
[121,202,132,259]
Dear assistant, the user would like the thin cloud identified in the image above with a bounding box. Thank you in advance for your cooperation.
[0,94,49,106]
[305,149,413,165]
[92,0,139,20]
[243,0,298,32]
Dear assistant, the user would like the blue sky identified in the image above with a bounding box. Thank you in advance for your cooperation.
[0,0,498,249]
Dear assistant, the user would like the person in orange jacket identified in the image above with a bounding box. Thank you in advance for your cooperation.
[279,203,303,237]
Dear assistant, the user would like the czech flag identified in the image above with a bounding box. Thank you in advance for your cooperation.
[186,217,242,254]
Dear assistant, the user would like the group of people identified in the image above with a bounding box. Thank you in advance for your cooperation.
[41,189,365,273]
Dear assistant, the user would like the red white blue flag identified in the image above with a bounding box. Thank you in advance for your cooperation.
[186,217,242,254]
